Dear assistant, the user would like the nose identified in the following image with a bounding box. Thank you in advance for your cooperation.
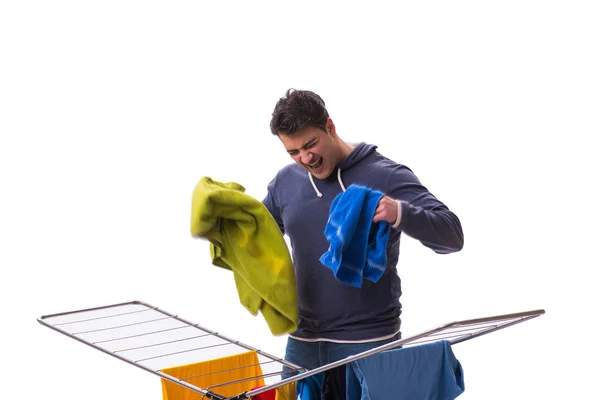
[300,151,314,165]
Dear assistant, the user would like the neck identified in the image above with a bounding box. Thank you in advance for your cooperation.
[335,137,354,163]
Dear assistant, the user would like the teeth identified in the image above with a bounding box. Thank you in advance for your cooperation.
[310,158,322,168]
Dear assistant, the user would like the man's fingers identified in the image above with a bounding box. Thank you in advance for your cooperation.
[373,209,384,223]
[373,209,388,223]
[373,196,398,224]
[373,200,397,224]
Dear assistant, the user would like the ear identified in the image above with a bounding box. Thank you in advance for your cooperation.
[326,118,337,137]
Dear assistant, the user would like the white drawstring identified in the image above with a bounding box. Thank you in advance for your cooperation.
[308,168,346,198]
[308,172,323,197]
[337,168,346,191]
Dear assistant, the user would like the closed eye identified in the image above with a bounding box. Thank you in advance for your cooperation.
[287,138,318,156]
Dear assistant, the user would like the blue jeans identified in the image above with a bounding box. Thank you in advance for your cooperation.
[282,332,401,377]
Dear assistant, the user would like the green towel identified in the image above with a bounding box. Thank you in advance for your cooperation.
[190,176,298,335]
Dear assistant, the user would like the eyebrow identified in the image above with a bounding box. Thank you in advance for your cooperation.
[287,137,318,154]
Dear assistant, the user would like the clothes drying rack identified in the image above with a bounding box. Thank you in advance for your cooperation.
[37,300,544,400]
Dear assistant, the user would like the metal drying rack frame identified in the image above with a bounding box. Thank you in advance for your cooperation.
[38,300,544,400]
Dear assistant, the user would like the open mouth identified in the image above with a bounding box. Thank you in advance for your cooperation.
[309,157,323,171]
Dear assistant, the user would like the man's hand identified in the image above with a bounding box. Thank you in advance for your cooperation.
[373,195,401,227]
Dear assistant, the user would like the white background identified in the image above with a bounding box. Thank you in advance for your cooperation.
[1,1,598,399]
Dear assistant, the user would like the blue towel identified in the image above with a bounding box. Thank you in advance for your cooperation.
[296,372,323,399]
[346,340,465,400]
[319,184,390,287]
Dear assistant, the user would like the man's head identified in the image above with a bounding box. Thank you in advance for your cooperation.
[270,89,351,179]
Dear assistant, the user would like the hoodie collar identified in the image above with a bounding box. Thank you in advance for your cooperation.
[308,142,377,198]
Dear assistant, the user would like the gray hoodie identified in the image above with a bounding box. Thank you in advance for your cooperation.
[262,142,463,341]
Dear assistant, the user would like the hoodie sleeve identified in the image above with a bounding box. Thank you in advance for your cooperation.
[262,176,285,234]
[386,165,464,254]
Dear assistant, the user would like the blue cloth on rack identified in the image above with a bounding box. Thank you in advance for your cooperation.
[346,340,465,400]
[296,372,323,399]
[319,184,390,287]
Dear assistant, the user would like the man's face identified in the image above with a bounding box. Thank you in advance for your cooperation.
[278,123,338,179]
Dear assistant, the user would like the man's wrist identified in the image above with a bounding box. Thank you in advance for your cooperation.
[391,200,402,228]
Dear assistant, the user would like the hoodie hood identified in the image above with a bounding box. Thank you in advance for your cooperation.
[339,142,378,170]
[308,142,378,198]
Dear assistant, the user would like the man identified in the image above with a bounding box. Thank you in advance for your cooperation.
[262,89,464,372]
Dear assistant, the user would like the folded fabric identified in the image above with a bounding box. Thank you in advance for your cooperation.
[191,176,298,335]
[275,382,296,400]
[251,385,276,400]
[319,184,390,287]
[250,382,296,400]
[160,351,265,399]
[346,340,465,400]
[295,372,323,400]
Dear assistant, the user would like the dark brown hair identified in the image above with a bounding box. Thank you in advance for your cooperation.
[269,89,330,136]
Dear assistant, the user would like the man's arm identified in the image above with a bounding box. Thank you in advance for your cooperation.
[376,164,464,254]
[262,177,285,234]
